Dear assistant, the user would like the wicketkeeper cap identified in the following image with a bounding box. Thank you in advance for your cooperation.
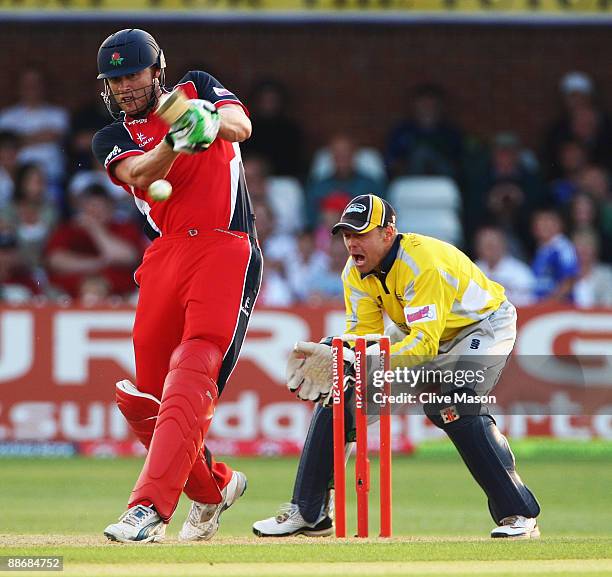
[331,194,396,235]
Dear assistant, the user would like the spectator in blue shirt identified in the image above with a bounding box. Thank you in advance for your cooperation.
[531,208,579,302]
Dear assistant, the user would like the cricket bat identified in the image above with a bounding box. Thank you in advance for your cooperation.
[156,89,190,125]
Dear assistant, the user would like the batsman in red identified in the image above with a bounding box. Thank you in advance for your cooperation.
[91,29,263,543]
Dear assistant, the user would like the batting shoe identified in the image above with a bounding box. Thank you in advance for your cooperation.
[178,471,247,542]
[491,516,540,539]
[104,504,166,543]
[252,503,334,537]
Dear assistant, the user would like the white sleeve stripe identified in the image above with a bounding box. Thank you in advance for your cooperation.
[227,143,241,227]
[438,268,459,290]
[397,246,420,277]
[403,280,415,302]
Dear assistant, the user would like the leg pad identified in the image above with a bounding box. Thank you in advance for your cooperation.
[129,340,223,520]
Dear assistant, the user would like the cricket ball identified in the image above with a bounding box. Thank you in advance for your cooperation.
[148,179,173,202]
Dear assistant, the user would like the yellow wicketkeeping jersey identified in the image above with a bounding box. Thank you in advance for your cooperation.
[342,233,507,357]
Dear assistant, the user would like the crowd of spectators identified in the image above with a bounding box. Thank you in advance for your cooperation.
[1,68,611,309]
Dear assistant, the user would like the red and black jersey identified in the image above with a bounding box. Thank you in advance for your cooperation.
[92,71,255,240]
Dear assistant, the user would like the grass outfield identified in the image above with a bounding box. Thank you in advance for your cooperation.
[1,440,611,576]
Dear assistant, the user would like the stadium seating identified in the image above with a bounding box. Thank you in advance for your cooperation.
[387,176,463,245]
[267,176,305,233]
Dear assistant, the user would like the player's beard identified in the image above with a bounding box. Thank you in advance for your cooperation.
[102,79,160,120]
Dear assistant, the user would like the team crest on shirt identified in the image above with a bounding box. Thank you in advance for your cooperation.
[405,304,437,324]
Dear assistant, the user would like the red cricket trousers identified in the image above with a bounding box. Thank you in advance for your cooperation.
[130,227,262,519]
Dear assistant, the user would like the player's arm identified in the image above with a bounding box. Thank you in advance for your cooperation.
[92,126,179,192]
[343,278,384,336]
[112,141,179,190]
[102,101,245,189]
[390,267,454,360]
[47,250,107,274]
[181,71,251,143]
[217,104,251,142]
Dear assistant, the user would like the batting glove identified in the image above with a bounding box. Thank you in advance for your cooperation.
[165,99,220,154]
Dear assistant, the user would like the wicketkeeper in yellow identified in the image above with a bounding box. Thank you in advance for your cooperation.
[253,194,540,539]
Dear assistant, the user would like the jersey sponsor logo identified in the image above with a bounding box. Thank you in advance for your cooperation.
[405,304,437,324]
[127,118,148,125]
[213,87,233,97]
[470,338,481,350]
[136,132,154,147]
[345,203,367,214]
[104,145,122,166]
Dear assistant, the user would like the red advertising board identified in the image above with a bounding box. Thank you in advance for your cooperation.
[0,305,611,456]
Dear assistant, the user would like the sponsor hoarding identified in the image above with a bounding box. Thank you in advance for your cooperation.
[0,305,610,456]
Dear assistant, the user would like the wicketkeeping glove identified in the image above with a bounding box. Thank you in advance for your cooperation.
[165,99,220,154]
[286,339,356,406]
